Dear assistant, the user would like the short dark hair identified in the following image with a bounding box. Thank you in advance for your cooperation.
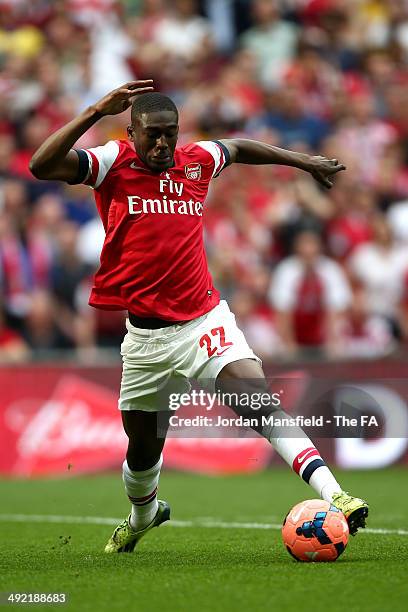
[131,92,179,123]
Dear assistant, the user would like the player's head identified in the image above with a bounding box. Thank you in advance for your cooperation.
[128,92,179,173]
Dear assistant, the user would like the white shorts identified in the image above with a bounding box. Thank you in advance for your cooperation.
[119,300,261,411]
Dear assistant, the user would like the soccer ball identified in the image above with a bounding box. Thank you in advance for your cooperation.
[282,499,349,562]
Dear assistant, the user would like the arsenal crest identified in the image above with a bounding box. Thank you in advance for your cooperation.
[185,163,201,180]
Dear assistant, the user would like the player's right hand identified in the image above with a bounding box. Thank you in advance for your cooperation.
[93,80,154,116]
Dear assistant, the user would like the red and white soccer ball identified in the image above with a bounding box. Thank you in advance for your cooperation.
[282,499,349,562]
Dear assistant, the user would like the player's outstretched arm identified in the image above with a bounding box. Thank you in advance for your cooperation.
[219,138,345,189]
[29,80,154,183]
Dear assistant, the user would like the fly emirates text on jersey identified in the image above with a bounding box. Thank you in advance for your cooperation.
[127,178,203,217]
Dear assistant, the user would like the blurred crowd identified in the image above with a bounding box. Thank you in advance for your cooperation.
[1,0,408,363]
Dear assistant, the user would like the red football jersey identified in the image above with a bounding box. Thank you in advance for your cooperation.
[75,139,229,320]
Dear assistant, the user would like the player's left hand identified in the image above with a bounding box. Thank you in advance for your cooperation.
[93,80,154,116]
[307,156,346,189]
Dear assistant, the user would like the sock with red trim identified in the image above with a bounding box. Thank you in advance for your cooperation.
[122,455,162,531]
[262,415,341,502]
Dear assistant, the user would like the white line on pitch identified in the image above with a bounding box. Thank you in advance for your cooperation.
[0,514,407,536]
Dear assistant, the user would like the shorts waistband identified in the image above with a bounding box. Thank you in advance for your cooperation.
[128,312,188,329]
[126,309,212,340]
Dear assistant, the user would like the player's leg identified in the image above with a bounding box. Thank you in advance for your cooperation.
[105,407,171,553]
[216,359,368,534]
[216,359,342,500]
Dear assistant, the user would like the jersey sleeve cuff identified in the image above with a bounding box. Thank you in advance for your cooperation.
[67,149,91,185]
[212,140,231,177]
[213,140,231,167]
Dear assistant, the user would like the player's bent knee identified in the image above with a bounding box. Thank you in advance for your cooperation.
[217,358,265,381]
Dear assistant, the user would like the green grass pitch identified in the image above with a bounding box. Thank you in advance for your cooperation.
[1,467,408,612]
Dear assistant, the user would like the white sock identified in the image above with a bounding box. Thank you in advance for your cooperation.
[122,456,162,531]
[310,467,342,502]
[262,410,341,502]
